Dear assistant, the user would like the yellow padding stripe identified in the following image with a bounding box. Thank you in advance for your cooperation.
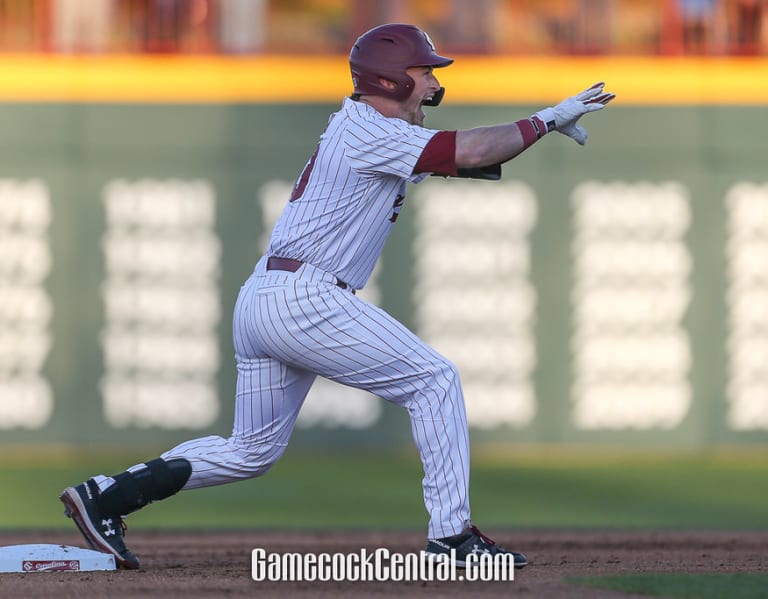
[442,56,768,105]
[0,54,765,104]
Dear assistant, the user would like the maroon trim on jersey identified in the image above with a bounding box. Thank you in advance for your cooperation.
[414,130,458,177]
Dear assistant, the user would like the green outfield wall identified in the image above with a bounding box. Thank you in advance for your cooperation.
[0,100,766,448]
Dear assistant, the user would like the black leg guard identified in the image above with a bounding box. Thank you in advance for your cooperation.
[96,458,192,516]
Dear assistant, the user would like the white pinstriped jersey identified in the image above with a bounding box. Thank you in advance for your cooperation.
[266,97,438,290]
[162,96,472,540]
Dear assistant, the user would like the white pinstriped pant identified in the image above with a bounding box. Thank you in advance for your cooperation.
[162,256,470,538]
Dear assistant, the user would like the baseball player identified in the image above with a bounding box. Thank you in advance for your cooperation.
[60,23,614,570]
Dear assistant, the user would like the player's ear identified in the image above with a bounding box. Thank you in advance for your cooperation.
[378,77,397,90]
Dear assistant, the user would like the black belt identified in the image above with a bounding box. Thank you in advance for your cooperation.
[266,257,353,292]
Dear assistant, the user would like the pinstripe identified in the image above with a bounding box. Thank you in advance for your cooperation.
[267,98,438,290]
[164,268,470,536]
[160,97,471,539]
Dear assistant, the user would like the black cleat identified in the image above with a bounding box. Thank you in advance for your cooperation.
[425,525,528,569]
[59,480,140,570]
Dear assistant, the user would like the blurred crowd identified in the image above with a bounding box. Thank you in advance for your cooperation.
[0,0,766,55]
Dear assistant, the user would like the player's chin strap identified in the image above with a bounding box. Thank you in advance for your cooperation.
[422,87,445,107]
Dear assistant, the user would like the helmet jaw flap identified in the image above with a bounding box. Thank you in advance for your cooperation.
[422,87,445,107]
[349,23,453,103]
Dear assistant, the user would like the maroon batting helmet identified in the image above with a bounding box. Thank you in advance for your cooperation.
[349,24,453,105]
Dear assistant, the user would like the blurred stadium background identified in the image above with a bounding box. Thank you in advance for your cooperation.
[0,0,767,534]
[0,0,767,56]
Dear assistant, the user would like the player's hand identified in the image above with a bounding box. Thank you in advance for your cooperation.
[534,82,615,145]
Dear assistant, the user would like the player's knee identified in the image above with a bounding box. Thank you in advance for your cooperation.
[413,357,462,406]
[432,357,462,389]
[231,437,289,477]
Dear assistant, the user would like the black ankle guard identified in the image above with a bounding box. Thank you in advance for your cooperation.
[97,458,192,516]
[138,458,192,500]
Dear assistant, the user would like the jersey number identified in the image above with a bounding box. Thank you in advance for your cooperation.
[290,144,320,202]
[291,147,406,226]
[389,194,405,222]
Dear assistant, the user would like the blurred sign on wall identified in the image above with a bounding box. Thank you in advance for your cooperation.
[0,101,765,448]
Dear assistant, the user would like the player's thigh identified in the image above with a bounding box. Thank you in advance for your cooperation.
[326,298,461,403]
[250,284,458,400]
[238,281,458,400]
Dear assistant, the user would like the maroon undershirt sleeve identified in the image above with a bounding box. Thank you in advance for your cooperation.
[414,130,458,177]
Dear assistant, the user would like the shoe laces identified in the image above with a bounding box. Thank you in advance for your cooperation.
[468,525,496,546]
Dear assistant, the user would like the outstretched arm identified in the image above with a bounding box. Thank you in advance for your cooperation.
[455,82,615,169]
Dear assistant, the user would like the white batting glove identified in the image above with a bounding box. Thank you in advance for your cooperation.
[533,82,615,145]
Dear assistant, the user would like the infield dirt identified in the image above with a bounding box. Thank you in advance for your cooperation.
[0,529,765,597]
